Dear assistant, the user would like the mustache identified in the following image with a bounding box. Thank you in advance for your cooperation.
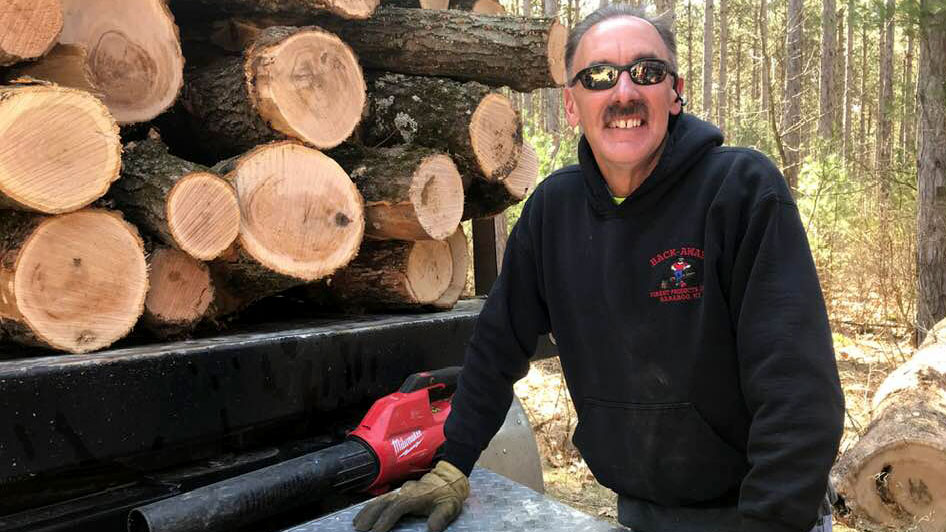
[603,101,647,123]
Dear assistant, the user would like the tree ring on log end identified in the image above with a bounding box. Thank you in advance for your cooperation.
[0,86,120,213]
[0,0,62,66]
[231,141,364,281]
[145,248,213,323]
[59,0,184,124]
[406,240,453,303]
[502,141,539,199]
[469,93,522,181]
[15,210,147,353]
[167,172,241,260]
[547,21,567,86]
[430,226,469,309]
[410,154,464,240]
[248,28,365,150]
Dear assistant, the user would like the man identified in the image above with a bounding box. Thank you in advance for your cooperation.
[353,5,844,532]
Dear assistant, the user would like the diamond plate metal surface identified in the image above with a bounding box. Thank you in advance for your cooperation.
[282,467,629,532]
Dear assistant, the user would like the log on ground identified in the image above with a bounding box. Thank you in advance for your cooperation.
[6,44,99,94]
[209,141,365,316]
[327,239,454,308]
[328,144,463,240]
[364,73,522,184]
[832,330,946,532]
[110,133,240,260]
[181,25,365,160]
[0,0,62,66]
[463,141,538,220]
[0,84,121,213]
[59,0,184,124]
[143,246,214,338]
[314,7,566,92]
[0,209,148,353]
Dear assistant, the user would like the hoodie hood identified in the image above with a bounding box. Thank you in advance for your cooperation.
[579,113,724,216]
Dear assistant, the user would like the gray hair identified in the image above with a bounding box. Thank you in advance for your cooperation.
[565,5,679,81]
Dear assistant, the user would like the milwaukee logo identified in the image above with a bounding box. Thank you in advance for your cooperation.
[392,430,424,459]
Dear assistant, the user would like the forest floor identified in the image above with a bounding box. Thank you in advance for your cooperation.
[513,327,913,531]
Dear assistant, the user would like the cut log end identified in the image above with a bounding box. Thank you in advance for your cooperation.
[423,0,449,7]
[8,44,100,95]
[59,0,184,123]
[406,240,453,303]
[0,85,121,213]
[503,141,539,199]
[547,22,567,86]
[332,0,382,18]
[167,172,241,260]
[470,93,522,181]
[145,247,213,328]
[0,0,63,66]
[409,154,464,240]
[249,28,365,150]
[231,141,364,281]
[14,210,147,353]
[470,0,505,13]
[429,225,469,309]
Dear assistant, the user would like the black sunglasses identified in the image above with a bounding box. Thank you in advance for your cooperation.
[569,58,677,91]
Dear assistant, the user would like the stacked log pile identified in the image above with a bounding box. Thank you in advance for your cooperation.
[0,0,559,354]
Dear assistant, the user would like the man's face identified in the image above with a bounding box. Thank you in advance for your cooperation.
[564,17,684,175]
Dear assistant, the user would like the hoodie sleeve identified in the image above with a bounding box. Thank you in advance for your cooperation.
[443,198,551,475]
[728,175,845,532]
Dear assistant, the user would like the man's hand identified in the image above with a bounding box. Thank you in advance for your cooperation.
[352,460,470,532]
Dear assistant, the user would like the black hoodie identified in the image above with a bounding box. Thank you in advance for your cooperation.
[443,114,844,532]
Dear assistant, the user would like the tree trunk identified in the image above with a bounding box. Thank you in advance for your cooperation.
[702,0,714,120]
[901,27,916,159]
[0,209,147,353]
[327,239,455,307]
[58,0,183,124]
[782,0,803,191]
[860,23,867,168]
[543,0,561,132]
[169,0,379,21]
[875,0,895,179]
[759,0,789,175]
[717,0,727,133]
[819,0,837,143]
[687,1,694,100]
[111,133,241,260]
[735,37,742,120]
[329,144,464,241]
[315,7,566,92]
[143,246,214,338]
[0,84,121,214]
[463,141,539,220]
[181,25,365,161]
[363,73,523,184]
[833,332,946,531]
[6,44,97,94]
[916,6,946,343]
[208,141,365,315]
[0,0,62,66]
[843,0,854,164]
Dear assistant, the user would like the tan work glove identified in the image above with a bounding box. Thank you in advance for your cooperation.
[353,460,470,532]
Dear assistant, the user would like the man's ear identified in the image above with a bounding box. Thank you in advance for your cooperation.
[671,76,686,115]
[564,86,581,128]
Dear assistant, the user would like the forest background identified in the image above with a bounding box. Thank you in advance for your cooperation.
[471,0,946,529]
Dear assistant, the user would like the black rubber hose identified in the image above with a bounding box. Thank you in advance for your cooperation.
[128,440,378,532]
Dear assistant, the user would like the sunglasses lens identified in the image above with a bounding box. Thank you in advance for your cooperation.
[581,65,619,90]
[631,60,668,85]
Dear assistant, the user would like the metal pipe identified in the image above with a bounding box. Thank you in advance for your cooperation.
[128,440,377,532]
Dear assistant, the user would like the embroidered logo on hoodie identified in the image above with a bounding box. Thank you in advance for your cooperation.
[648,247,704,302]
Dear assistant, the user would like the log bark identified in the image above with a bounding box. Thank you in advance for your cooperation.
[181,25,364,160]
[329,144,464,241]
[58,0,184,124]
[314,7,566,91]
[143,246,214,338]
[0,0,62,66]
[327,239,454,307]
[169,0,379,21]
[463,141,538,220]
[0,84,121,214]
[208,141,365,316]
[6,44,99,94]
[364,73,523,184]
[110,133,241,261]
[0,209,148,353]
[833,331,946,531]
